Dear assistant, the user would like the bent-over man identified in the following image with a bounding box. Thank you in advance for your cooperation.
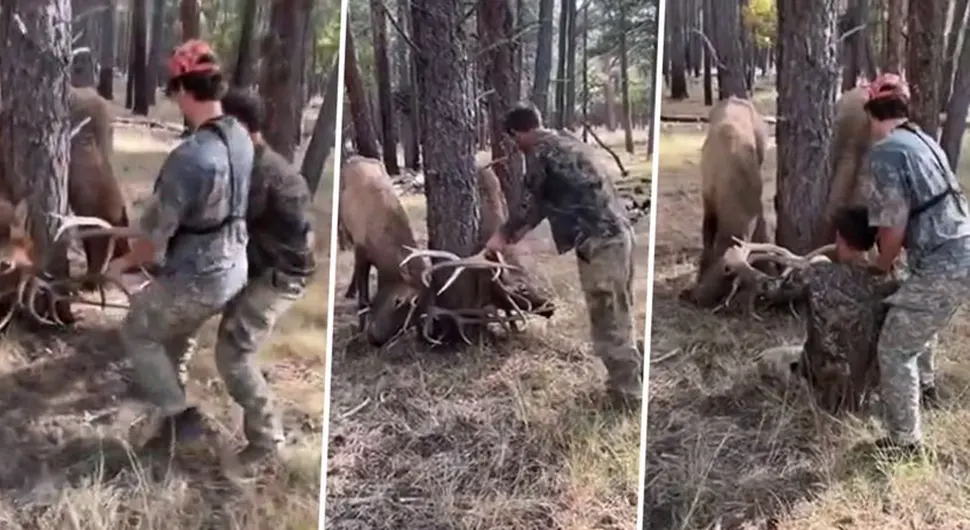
[219,88,317,465]
[483,103,641,410]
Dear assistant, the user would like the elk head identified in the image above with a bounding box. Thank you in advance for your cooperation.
[364,247,527,347]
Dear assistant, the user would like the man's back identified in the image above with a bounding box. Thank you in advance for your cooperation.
[153,116,252,281]
[527,130,629,253]
[247,143,316,279]
[869,127,970,273]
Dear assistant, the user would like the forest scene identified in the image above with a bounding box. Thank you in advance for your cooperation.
[0,0,338,527]
[646,0,970,528]
[324,0,657,528]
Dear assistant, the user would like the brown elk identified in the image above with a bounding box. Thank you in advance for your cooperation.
[681,96,772,308]
[338,155,553,346]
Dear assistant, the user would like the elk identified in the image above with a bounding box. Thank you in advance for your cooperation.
[681,96,772,308]
[338,155,553,346]
[720,238,895,414]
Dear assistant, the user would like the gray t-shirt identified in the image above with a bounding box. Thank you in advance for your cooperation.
[138,116,253,300]
[867,125,970,274]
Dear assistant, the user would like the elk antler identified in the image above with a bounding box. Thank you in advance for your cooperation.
[400,246,520,295]
[420,304,529,345]
[726,237,834,273]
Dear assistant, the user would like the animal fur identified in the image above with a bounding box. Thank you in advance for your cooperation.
[825,86,872,241]
[67,86,132,283]
[684,96,771,307]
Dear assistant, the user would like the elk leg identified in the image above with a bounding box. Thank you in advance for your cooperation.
[82,236,111,292]
[352,250,371,331]
[698,210,718,280]
[750,213,777,275]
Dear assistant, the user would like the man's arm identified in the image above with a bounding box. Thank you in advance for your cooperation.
[498,152,548,244]
[866,152,910,273]
[119,149,197,268]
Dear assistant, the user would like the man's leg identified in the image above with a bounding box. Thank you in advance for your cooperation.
[216,271,304,463]
[119,277,222,442]
[877,274,964,450]
[577,228,643,408]
[918,334,939,408]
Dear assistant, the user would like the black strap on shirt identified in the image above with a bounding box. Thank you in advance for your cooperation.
[894,121,963,219]
[171,116,244,237]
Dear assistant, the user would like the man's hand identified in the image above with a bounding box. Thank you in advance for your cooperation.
[484,232,508,254]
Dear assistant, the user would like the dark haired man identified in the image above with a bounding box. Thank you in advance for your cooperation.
[483,102,642,411]
[219,87,317,465]
[107,40,254,449]
[859,73,970,454]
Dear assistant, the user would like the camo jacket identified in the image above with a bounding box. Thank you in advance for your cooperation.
[500,129,630,255]
[246,143,316,281]
[867,124,970,275]
[750,262,900,365]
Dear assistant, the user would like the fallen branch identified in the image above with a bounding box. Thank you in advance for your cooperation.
[112,116,185,134]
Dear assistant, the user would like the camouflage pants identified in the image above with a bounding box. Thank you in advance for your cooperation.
[576,227,643,399]
[215,269,306,449]
[878,269,970,444]
[120,275,227,416]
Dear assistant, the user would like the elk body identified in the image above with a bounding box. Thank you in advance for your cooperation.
[67,86,132,285]
[339,156,552,346]
[682,96,771,307]
[826,86,873,239]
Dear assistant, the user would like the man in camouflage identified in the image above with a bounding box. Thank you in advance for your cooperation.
[483,103,642,410]
[219,88,317,465]
[854,73,970,454]
[106,40,254,450]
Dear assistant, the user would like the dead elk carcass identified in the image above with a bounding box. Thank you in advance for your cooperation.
[0,197,141,331]
[721,238,896,414]
[338,155,553,346]
[681,96,772,308]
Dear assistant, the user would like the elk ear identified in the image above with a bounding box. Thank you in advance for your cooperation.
[12,199,28,229]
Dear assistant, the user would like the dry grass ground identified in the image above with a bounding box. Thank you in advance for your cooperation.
[323,128,651,530]
[644,78,970,529]
[0,84,332,529]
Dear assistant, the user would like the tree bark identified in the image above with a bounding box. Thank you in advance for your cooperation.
[301,58,340,195]
[232,0,259,87]
[618,0,634,154]
[342,28,380,160]
[411,0,481,341]
[940,10,970,169]
[940,0,969,112]
[370,0,399,174]
[531,0,554,117]
[478,0,522,208]
[130,0,149,115]
[907,0,946,137]
[147,0,166,104]
[884,0,906,73]
[668,0,689,99]
[711,0,747,98]
[258,0,314,161]
[0,0,73,314]
[97,0,117,99]
[775,0,840,252]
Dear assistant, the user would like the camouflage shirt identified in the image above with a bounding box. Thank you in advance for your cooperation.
[247,143,316,280]
[867,124,970,274]
[750,262,899,368]
[139,115,252,298]
[500,129,630,254]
